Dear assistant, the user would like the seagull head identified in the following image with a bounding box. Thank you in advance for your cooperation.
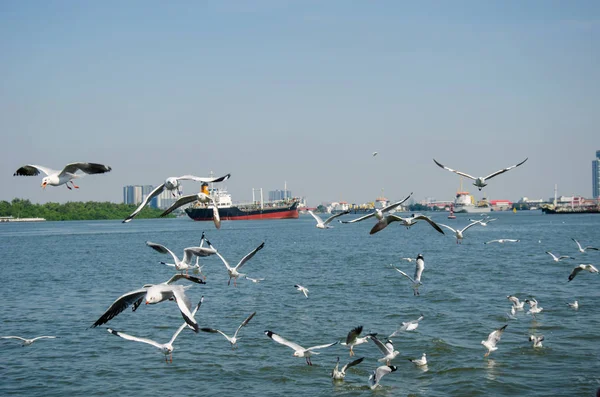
[165,177,179,190]
[41,177,48,189]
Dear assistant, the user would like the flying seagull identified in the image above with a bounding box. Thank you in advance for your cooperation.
[341,326,375,356]
[391,254,424,296]
[158,183,223,229]
[340,192,413,234]
[308,209,350,229]
[571,238,599,253]
[122,173,230,223]
[546,251,573,262]
[206,240,265,286]
[368,365,397,390]
[295,284,309,298]
[370,213,445,235]
[507,295,525,310]
[13,162,112,190]
[568,264,599,282]
[525,299,543,318]
[370,335,399,365]
[331,356,365,380]
[389,314,424,337]
[201,312,256,349]
[146,241,217,275]
[438,220,481,244]
[469,218,497,226]
[484,239,520,244]
[433,158,528,191]
[481,324,507,357]
[1,335,56,346]
[107,296,203,363]
[264,330,338,365]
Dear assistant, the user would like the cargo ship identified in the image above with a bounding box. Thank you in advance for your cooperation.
[185,187,299,221]
[453,191,492,214]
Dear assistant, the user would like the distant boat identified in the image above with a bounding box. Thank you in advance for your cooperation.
[448,205,456,219]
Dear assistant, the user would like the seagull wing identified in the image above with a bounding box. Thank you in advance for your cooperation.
[176,173,231,183]
[60,162,112,176]
[341,357,364,373]
[123,184,166,223]
[200,327,231,341]
[265,331,305,352]
[170,297,203,342]
[307,341,338,352]
[568,266,583,281]
[486,324,507,347]
[308,210,324,224]
[91,288,148,328]
[380,192,414,213]
[414,260,424,282]
[437,223,457,234]
[146,241,179,263]
[370,335,392,355]
[433,159,476,180]
[234,242,265,271]
[13,164,56,177]
[340,211,376,223]
[171,286,198,332]
[160,194,200,217]
[233,311,257,339]
[483,158,528,180]
[346,325,363,345]
[31,336,56,341]
[164,274,205,285]
[323,210,351,225]
[572,238,583,251]
[461,220,482,233]
[182,246,217,264]
[413,215,445,234]
[212,249,233,271]
[107,329,163,350]
[393,268,417,284]
[546,251,558,260]
[1,336,27,342]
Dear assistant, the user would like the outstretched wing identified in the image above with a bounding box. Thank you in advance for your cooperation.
[234,242,265,271]
[392,267,417,284]
[483,158,528,180]
[171,287,198,332]
[461,220,482,233]
[340,211,376,224]
[60,162,112,176]
[146,241,179,263]
[370,335,392,355]
[382,192,413,212]
[182,246,217,263]
[123,184,166,223]
[341,357,365,373]
[323,210,351,225]
[414,215,445,234]
[107,328,163,350]
[13,164,56,177]
[433,159,476,180]
[486,324,507,346]
[233,312,257,339]
[91,288,148,328]
[265,330,305,352]
[307,341,338,352]
[437,223,457,234]
[176,173,231,183]
[160,194,200,217]
[346,325,363,345]
[164,274,205,285]
[308,210,323,224]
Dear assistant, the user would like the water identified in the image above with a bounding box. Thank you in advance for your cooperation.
[1,212,599,396]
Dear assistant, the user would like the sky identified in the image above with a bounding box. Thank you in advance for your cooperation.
[1,1,599,207]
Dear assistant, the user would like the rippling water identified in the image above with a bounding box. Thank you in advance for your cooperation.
[1,211,599,396]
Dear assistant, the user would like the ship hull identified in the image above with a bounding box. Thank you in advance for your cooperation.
[185,201,299,221]
[453,205,491,214]
[541,206,600,214]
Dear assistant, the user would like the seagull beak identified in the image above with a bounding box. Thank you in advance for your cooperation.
[145,301,149,305]
[41,181,47,189]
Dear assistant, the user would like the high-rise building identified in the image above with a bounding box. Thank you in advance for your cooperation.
[123,185,158,208]
[593,150,600,199]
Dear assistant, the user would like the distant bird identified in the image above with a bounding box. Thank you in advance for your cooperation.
[546,251,573,262]
[158,183,222,229]
[146,241,216,275]
[391,254,424,296]
[389,314,424,337]
[331,356,364,380]
[525,298,543,318]
[201,312,256,349]
[339,193,413,234]
[368,365,397,390]
[244,276,265,283]
[507,295,525,310]
[264,330,338,365]
[372,152,378,157]
[506,306,518,320]
[484,239,520,244]
[107,297,203,363]
[294,284,309,298]
[567,300,579,310]
[469,218,497,226]
[1,335,56,346]
[568,264,599,282]
[529,335,544,348]
[308,209,350,229]
[370,335,399,365]
[206,240,265,286]
[341,326,374,356]
[481,324,507,357]
[122,173,230,223]
[13,162,112,190]
[408,353,427,366]
[372,213,445,235]
[572,238,599,253]
[400,257,415,262]
[438,220,482,244]
[433,158,528,191]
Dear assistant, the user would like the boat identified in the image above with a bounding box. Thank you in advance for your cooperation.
[541,204,600,214]
[447,205,456,219]
[185,186,299,221]
[453,191,492,214]
[0,216,46,222]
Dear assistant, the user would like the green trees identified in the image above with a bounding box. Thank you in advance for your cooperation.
[0,199,171,221]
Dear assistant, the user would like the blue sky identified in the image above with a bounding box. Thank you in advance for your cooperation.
[1,1,598,206]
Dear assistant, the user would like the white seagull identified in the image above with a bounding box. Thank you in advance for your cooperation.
[391,254,425,296]
[206,239,265,286]
[371,213,445,235]
[158,183,223,229]
[294,284,309,298]
[484,239,520,244]
[244,276,265,283]
[331,356,364,380]
[201,312,256,349]
[146,241,217,275]
[13,162,112,190]
[91,284,200,332]
[341,326,374,356]
[546,251,573,262]
[507,295,525,310]
[308,209,350,229]
[438,220,481,244]
[339,193,413,234]
[370,335,399,365]
[107,296,203,363]
[122,173,230,223]
[433,158,528,191]
[568,264,599,282]
[368,365,397,390]
[389,314,424,337]
[525,299,543,318]
[481,324,507,357]
[264,330,337,365]
[567,300,579,310]
[529,335,544,348]
[408,353,427,366]
[469,218,497,226]
[572,238,599,253]
[1,335,56,346]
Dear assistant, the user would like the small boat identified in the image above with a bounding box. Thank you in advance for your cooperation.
[448,205,456,219]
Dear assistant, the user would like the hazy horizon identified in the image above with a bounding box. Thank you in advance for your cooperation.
[2,1,598,207]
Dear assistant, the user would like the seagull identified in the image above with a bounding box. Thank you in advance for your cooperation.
[391,254,424,296]
[206,239,265,286]
[308,209,350,229]
[107,296,203,363]
[294,284,309,298]
[469,218,497,226]
[146,241,217,275]
[401,257,415,262]
[546,251,573,262]
[158,183,222,229]
[438,221,481,244]
[568,264,599,281]
[408,353,427,366]
[1,335,56,346]
[339,192,413,234]
[567,300,579,310]
[506,305,518,320]
[201,312,256,349]
[481,324,507,357]
[371,213,445,235]
[484,239,520,244]
[368,365,397,390]
[341,326,374,356]
[372,152,378,157]
[507,295,525,310]
[529,335,544,348]
[572,238,599,253]
[13,162,112,190]
[433,158,528,191]
[525,299,543,318]
[244,276,265,283]
[331,356,364,380]
[389,314,424,337]
[91,284,200,332]
[264,330,338,365]
[370,334,399,365]
[122,173,230,223]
